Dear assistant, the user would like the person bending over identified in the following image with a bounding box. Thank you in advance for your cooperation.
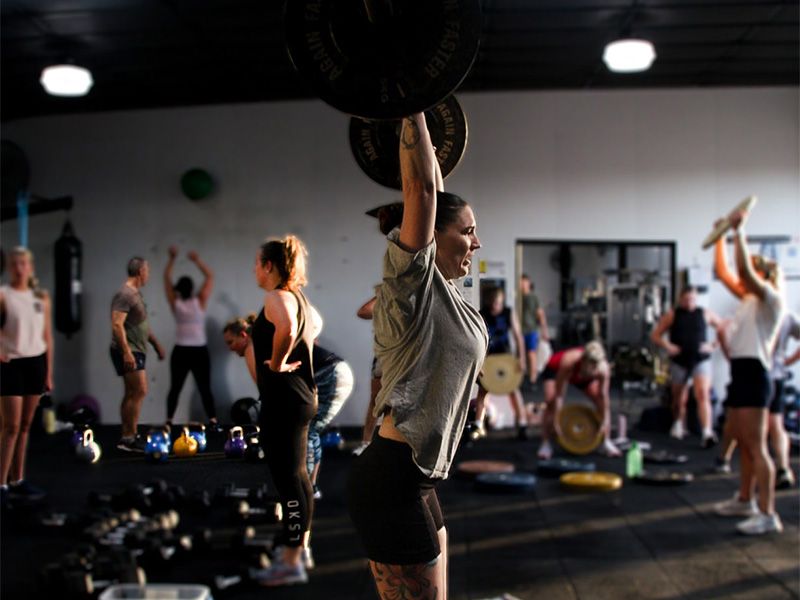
[537,342,621,460]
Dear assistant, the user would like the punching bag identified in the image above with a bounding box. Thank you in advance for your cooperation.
[54,220,82,338]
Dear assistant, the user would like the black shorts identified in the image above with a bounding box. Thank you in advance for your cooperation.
[540,366,591,391]
[769,379,785,415]
[110,347,146,376]
[726,358,772,410]
[346,435,443,565]
[0,353,47,396]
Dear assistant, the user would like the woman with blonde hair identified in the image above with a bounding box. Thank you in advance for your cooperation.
[712,209,786,535]
[537,341,620,460]
[0,247,53,503]
[249,235,322,585]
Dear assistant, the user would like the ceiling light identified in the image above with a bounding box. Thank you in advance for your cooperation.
[39,64,94,97]
[602,39,656,73]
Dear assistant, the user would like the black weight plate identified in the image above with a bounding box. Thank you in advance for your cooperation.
[350,95,467,189]
[537,458,596,478]
[634,469,693,486]
[644,450,689,465]
[285,0,482,120]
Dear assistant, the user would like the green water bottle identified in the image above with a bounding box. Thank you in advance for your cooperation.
[626,441,643,478]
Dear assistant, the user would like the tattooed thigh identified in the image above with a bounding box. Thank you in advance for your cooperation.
[370,558,441,600]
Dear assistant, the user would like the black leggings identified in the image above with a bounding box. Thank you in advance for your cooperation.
[166,345,216,421]
[260,395,316,547]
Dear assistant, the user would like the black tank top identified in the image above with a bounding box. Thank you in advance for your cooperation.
[251,289,316,405]
[669,307,709,368]
[480,307,512,355]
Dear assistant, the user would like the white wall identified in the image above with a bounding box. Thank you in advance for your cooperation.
[2,87,798,425]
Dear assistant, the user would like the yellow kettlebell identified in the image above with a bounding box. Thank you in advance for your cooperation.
[173,427,199,457]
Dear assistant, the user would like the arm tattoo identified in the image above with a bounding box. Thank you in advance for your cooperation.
[371,561,439,600]
[401,118,421,150]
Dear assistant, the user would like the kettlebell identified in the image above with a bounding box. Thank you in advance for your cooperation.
[173,427,199,457]
[243,425,264,462]
[70,423,89,448]
[188,423,207,452]
[224,426,247,459]
[321,429,345,451]
[75,429,102,464]
[145,428,170,463]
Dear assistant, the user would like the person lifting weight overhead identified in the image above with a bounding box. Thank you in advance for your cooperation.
[346,112,487,600]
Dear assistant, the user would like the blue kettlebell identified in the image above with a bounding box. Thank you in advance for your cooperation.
[145,429,170,463]
[321,429,345,450]
[188,423,207,452]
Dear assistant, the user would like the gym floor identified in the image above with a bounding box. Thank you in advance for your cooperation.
[2,398,798,600]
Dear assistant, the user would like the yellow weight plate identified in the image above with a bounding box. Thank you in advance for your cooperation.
[557,403,603,455]
[480,353,523,394]
[560,471,622,492]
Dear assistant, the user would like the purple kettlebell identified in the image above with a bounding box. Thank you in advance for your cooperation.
[224,426,247,458]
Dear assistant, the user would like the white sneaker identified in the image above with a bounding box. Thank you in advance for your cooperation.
[669,420,685,440]
[601,439,622,458]
[736,512,783,536]
[714,493,757,517]
[272,546,314,570]
[351,442,370,457]
[537,441,553,460]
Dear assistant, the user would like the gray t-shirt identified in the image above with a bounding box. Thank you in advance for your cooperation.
[110,284,150,354]
[772,312,800,380]
[373,229,488,479]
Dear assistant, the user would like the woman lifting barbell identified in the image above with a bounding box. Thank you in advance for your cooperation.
[346,112,487,599]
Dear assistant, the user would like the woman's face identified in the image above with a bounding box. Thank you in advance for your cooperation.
[434,206,481,280]
[223,330,249,356]
[8,253,33,286]
[253,252,273,290]
[579,358,604,380]
[490,292,504,315]
[678,290,697,311]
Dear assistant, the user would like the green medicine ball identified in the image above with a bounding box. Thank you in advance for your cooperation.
[180,168,214,200]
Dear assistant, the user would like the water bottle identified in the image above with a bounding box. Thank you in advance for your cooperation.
[626,441,643,478]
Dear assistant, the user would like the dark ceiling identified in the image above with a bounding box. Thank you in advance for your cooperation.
[1,0,798,122]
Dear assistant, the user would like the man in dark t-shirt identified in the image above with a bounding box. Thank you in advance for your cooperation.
[110,256,164,452]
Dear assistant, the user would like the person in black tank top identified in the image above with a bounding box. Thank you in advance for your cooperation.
[471,286,529,440]
[650,286,725,447]
[249,235,322,586]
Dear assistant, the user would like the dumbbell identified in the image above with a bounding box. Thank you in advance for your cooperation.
[193,526,273,553]
[41,548,145,598]
[214,482,269,506]
[214,564,282,592]
[231,499,283,524]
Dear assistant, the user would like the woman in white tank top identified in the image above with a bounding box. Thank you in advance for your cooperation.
[0,247,53,502]
[163,247,218,429]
